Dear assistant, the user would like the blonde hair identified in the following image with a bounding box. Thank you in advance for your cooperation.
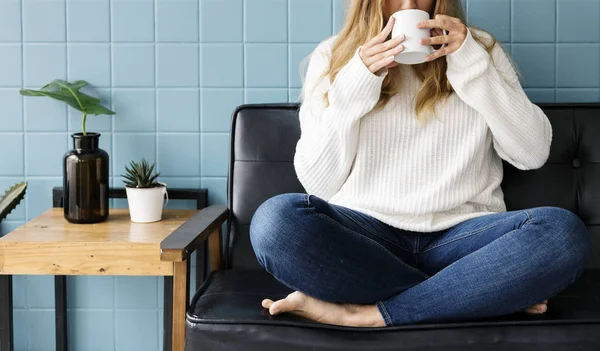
[303,0,511,127]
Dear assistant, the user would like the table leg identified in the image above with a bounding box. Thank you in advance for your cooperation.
[55,276,68,351]
[0,275,14,351]
[172,260,190,351]
[163,276,173,351]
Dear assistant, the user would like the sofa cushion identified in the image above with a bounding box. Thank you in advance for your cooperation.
[185,269,600,350]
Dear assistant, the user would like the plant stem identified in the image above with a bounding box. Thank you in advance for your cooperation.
[82,113,87,136]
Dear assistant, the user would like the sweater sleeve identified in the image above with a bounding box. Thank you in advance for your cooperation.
[445,28,553,170]
[293,39,387,200]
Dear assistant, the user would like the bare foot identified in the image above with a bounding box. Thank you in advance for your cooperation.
[523,299,548,314]
[262,291,386,327]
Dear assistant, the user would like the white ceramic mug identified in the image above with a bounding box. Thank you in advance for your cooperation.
[391,9,447,65]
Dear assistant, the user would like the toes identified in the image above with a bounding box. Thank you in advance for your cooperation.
[262,299,273,309]
[270,297,297,315]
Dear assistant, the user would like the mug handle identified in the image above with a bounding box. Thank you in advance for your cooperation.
[158,181,169,208]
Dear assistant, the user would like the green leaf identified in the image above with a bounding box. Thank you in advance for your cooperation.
[19,79,115,116]
[0,182,27,223]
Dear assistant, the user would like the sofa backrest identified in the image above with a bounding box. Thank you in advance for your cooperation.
[226,103,600,270]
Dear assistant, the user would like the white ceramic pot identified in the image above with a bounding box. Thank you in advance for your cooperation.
[125,182,168,223]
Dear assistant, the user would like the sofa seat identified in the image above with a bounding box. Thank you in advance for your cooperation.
[186,269,600,350]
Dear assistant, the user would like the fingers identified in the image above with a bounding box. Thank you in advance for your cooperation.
[366,44,404,72]
[361,35,404,66]
[421,33,455,46]
[365,34,405,57]
[425,45,452,62]
[365,16,396,49]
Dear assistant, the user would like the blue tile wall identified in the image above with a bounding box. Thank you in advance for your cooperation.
[0,0,599,350]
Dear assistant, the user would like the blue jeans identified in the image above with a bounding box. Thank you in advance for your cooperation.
[249,193,591,326]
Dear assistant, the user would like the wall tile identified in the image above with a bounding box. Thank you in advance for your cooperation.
[158,134,200,176]
[68,44,111,87]
[556,44,600,88]
[467,0,510,42]
[23,0,65,42]
[156,44,199,87]
[289,88,302,102]
[20,310,55,351]
[112,133,155,176]
[0,44,22,86]
[115,310,159,351]
[67,0,110,42]
[524,89,555,104]
[25,177,61,219]
[557,0,600,42]
[512,0,556,43]
[157,89,200,132]
[25,133,66,176]
[157,0,199,42]
[289,44,317,88]
[556,89,600,102]
[23,44,66,87]
[0,89,23,132]
[12,310,28,350]
[511,44,555,88]
[0,133,24,176]
[201,0,243,42]
[0,0,22,42]
[67,276,114,308]
[202,44,243,87]
[333,0,346,34]
[201,88,243,132]
[245,44,288,87]
[68,87,113,132]
[245,0,287,42]
[201,133,229,177]
[201,177,227,205]
[26,275,54,308]
[289,0,333,42]
[115,276,158,308]
[24,92,68,131]
[11,276,27,308]
[68,310,115,351]
[112,44,155,87]
[245,88,288,103]
[112,89,155,132]
[111,0,154,42]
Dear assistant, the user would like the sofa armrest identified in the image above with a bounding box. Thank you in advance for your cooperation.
[160,205,229,268]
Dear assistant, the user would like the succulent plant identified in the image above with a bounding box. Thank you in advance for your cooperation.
[121,159,162,189]
[20,80,115,136]
[0,182,27,223]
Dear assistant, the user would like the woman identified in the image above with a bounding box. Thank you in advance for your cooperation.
[249,0,590,327]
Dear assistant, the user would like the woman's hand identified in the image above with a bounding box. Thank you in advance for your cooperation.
[417,14,468,62]
[359,16,406,75]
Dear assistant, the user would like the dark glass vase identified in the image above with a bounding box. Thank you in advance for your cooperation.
[63,132,109,223]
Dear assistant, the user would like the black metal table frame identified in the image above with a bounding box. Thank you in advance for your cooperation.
[0,187,209,351]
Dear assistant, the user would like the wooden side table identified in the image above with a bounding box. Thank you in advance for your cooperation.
[0,188,226,351]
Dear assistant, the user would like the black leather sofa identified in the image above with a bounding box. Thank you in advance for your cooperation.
[185,103,600,350]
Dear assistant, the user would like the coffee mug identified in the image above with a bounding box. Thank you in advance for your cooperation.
[391,9,447,65]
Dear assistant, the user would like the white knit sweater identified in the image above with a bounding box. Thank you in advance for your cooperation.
[293,27,553,232]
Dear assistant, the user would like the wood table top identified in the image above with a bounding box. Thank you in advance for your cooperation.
[0,208,198,244]
[0,208,199,276]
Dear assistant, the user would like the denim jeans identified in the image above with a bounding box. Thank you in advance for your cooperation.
[249,193,591,326]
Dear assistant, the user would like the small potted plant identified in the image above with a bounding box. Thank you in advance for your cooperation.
[20,80,115,224]
[121,159,168,223]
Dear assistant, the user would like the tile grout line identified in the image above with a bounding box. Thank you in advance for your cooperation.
[555,0,558,102]
[199,0,203,185]
[20,0,27,225]
[154,0,158,187]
